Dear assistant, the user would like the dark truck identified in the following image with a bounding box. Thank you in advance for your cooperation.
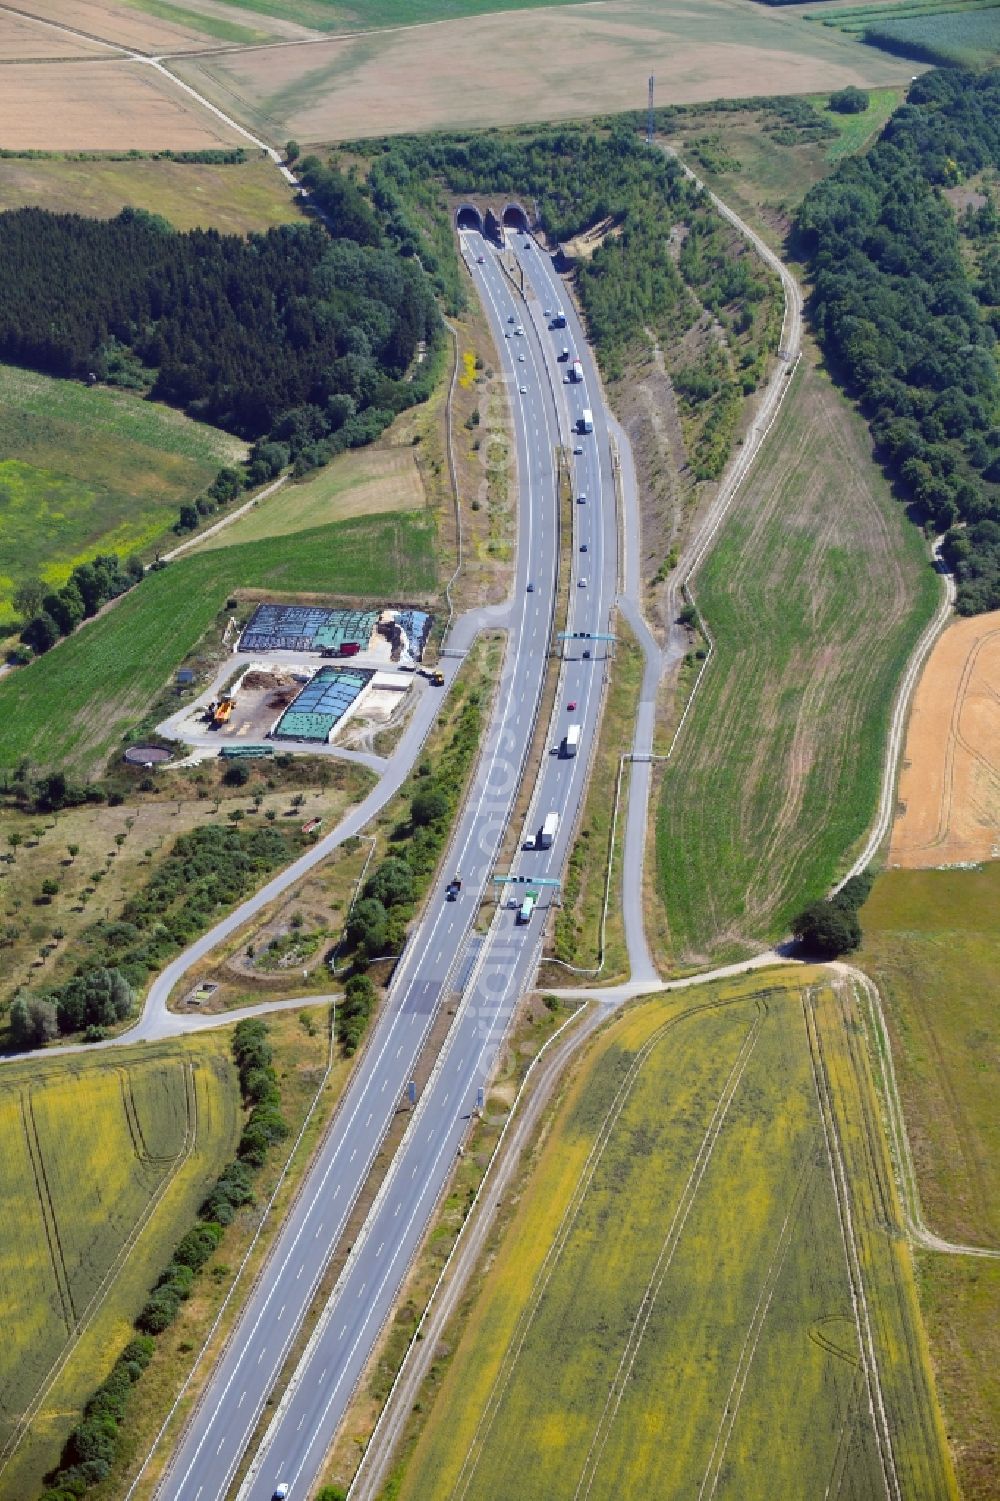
[446,877,462,901]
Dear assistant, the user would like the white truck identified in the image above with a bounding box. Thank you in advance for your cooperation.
[562,723,580,758]
[570,359,584,384]
[539,811,559,849]
[578,409,594,434]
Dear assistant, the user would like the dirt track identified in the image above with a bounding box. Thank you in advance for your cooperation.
[890,609,1000,868]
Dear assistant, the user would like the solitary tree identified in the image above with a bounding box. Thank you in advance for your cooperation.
[791,900,861,959]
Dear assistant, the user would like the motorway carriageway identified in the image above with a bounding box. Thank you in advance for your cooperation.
[152,227,618,1501]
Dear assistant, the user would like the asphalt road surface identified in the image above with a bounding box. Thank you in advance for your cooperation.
[153,226,618,1501]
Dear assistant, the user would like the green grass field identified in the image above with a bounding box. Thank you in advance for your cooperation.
[0,1038,239,1488]
[0,510,437,779]
[195,444,426,552]
[653,357,941,965]
[860,865,1000,1499]
[0,364,244,625]
[0,159,303,237]
[863,9,1000,66]
[196,0,580,31]
[396,970,955,1501]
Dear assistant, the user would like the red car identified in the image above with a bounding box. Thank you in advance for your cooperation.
[477,255,485,264]
[567,701,577,711]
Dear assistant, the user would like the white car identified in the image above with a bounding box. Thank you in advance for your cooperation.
[273,1486,289,1500]
[518,353,525,362]
[573,445,583,454]
[514,326,523,335]
[578,576,588,587]
[519,385,528,394]
[577,494,586,504]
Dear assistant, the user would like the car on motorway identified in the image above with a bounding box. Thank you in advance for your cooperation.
[581,542,589,552]
[518,353,525,362]
[527,581,535,592]
[508,314,516,323]
[523,241,532,250]
[273,1486,289,1500]
[573,445,583,454]
[567,700,577,711]
[519,385,528,393]
[544,307,551,316]
[514,325,523,335]
[578,576,588,587]
[446,877,462,900]
[582,649,592,660]
[577,494,586,504]
[522,835,536,850]
[477,254,485,264]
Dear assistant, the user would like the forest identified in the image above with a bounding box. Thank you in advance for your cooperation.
[0,183,440,463]
[798,68,1000,613]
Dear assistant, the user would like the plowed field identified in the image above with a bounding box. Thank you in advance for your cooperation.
[890,610,1000,868]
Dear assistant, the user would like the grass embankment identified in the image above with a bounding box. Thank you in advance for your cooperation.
[549,618,642,981]
[0,158,302,236]
[653,356,941,966]
[0,363,243,624]
[0,511,436,779]
[0,1034,241,1494]
[195,446,426,552]
[393,969,955,1501]
[860,865,1000,1499]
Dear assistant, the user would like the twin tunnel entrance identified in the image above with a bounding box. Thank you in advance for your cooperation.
[456,201,530,244]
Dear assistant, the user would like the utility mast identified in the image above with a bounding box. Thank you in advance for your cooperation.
[646,73,655,145]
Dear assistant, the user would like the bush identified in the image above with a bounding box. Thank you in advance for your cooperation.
[829,86,869,115]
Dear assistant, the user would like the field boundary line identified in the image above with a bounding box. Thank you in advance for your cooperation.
[832,555,955,892]
[844,966,999,1258]
[802,987,900,1501]
[572,1000,767,1501]
[159,474,288,562]
[0,1061,201,1477]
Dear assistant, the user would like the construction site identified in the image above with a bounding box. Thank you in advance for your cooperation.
[158,604,439,756]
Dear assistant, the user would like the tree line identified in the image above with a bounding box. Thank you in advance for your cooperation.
[797,68,1000,613]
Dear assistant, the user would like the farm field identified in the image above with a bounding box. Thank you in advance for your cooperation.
[0,363,244,626]
[396,969,955,1501]
[0,8,110,57]
[0,59,245,152]
[861,9,1000,66]
[0,510,437,779]
[0,157,302,236]
[890,610,1000,869]
[173,0,917,145]
[0,1035,240,1492]
[653,355,941,966]
[859,865,1000,1498]
[0,0,285,52]
[196,444,426,552]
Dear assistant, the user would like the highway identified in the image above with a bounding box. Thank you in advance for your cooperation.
[151,225,619,1501]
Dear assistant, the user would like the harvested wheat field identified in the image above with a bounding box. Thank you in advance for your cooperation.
[0,9,111,59]
[0,60,245,151]
[891,610,1000,868]
[18,0,229,52]
[175,0,918,144]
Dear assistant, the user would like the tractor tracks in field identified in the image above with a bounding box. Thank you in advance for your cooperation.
[840,966,1000,1262]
